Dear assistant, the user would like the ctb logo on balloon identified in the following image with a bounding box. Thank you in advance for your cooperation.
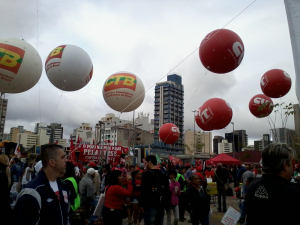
[104,73,137,92]
[103,72,145,112]
[45,44,93,92]
[159,123,180,145]
[0,38,42,94]
[0,43,25,74]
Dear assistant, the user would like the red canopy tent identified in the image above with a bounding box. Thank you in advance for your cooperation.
[211,153,241,165]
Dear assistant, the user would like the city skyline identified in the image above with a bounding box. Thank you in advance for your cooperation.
[0,1,298,147]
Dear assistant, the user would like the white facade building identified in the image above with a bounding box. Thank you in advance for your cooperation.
[73,123,95,144]
[98,113,153,146]
[218,139,233,154]
[17,132,37,149]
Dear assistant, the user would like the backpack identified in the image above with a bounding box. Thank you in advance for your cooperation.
[149,170,171,208]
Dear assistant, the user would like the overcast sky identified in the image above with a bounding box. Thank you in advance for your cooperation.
[0,0,298,145]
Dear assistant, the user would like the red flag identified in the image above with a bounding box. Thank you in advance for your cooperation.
[77,135,80,145]
[69,137,76,162]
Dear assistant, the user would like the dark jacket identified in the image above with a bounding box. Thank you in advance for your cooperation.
[14,170,70,225]
[186,185,210,218]
[236,166,246,181]
[245,174,300,225]
[140,169,170,209]
[214,168,229,187]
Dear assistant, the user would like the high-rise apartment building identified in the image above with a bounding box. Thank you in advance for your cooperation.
[0,97,8,141]
[50,123,63,143]
[225,133,238,151]
[184,130,212,155]
[225,130,248,151]
[153,74,184,151]
[213,136,224,154]
[294,104,300,137]
[254,134,272,151]
[270,128,297,147]
[9,126,26,142]
[218,139,233,154]
[97,113,154,146]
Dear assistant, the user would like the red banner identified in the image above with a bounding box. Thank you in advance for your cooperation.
[169,155,182,165]
[77,145,128,163]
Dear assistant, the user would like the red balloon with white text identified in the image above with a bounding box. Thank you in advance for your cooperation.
[260,69,291,98]
[249,94,273,118]
[195,98,233,131]
[159,123,180,144]
[199,29,244,74]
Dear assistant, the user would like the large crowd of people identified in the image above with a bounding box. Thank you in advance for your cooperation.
[0,143,299,225]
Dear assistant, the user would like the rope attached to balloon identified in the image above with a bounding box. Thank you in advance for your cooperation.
[116,0,257,117]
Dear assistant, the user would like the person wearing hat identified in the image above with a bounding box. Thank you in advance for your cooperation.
[138,163,144,172]
[194,166,205,181]
[79,168,98,217]
[88,162,101,196]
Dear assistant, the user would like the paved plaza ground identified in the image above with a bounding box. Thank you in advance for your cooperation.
[122,195,240,225]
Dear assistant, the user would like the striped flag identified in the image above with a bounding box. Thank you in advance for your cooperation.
[14,143,21,158]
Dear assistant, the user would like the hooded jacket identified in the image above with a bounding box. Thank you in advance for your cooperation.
[14,170,70,225]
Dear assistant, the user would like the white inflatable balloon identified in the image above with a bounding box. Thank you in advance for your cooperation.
[45,45,93,91]
[0,38,42,94]
[103,72,145,112]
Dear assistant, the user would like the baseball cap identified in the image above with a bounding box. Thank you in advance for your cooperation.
[242,164,245,167]
[87,168,96,175]
[196,166,202,171]
[89,162,96,167]
[139,163,144,168]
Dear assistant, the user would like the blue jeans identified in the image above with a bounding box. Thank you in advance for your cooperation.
[144,207,165,225]
[238,199,246,219]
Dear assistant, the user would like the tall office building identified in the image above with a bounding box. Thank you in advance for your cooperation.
[213,136,224,154]
[225,133,238,152]
[153,74,184,151]
[0,97,8,141]
[50,123,63,143]
[254,134,271,151]
[218,139,233,154]
[270,128,297,147]
[225,130,248,152]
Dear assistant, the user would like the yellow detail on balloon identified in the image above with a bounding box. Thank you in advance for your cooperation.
[0,49,20,67]
[123,76,135,86]
[50,47,63,57]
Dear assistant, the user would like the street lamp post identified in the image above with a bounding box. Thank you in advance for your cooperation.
[192,110,196,164]
[231,122,235,154]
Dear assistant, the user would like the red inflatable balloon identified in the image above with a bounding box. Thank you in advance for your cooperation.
[159,123,180,144]
[199,29,244,74]
[249,94,273,118]
[195,106,213,131]
[260,69,291,98]
[195,98,233,131]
